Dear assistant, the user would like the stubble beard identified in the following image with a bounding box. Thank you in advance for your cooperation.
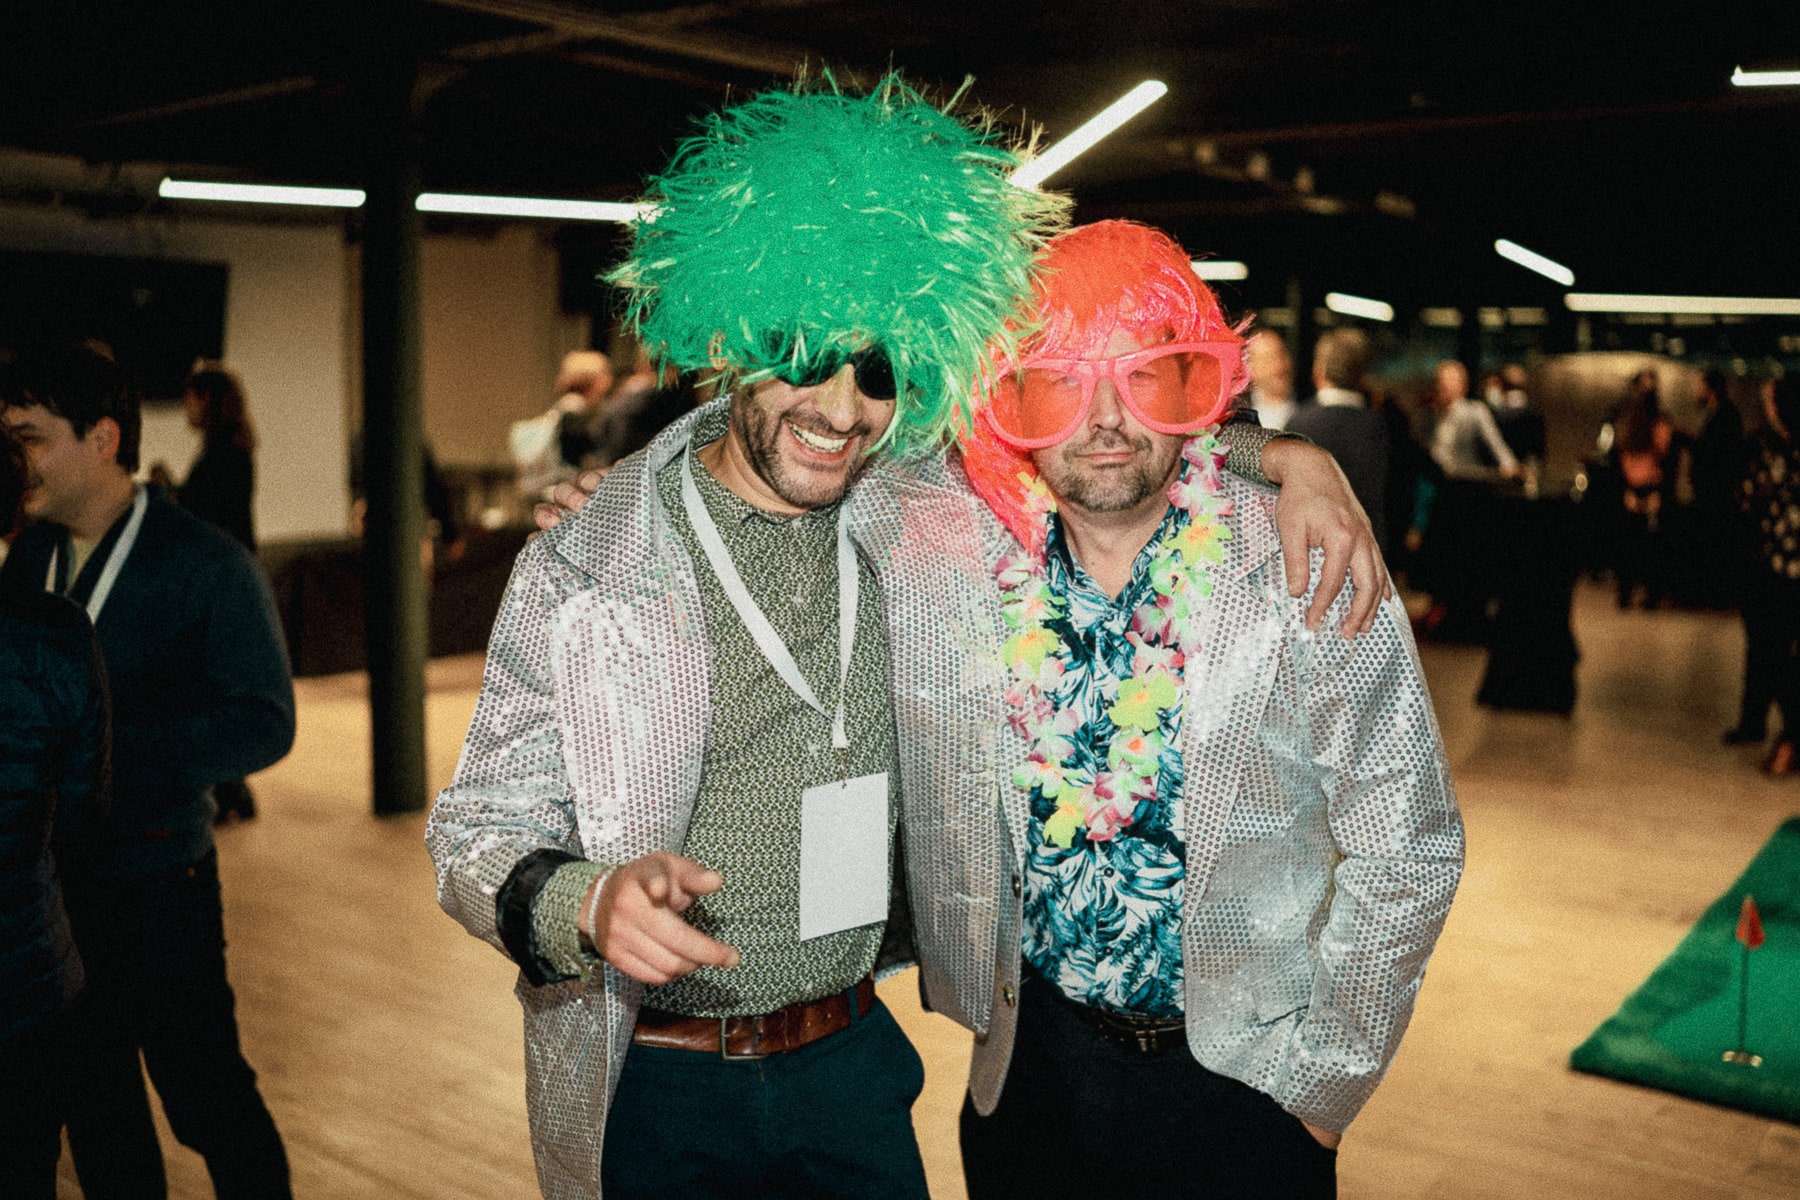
[732,399,870,511]
[1036,431,1182,514]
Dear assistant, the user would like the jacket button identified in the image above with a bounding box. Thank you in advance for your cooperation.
[1002,984,1016,1008]
[1010,874,1022,898]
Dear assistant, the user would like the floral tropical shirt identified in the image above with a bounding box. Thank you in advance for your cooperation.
[1020,503,1190,1017]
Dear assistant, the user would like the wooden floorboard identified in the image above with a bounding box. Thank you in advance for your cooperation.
[56,583,1800,1198]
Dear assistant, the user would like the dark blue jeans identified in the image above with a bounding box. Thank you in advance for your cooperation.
[601,994,929,1200]
[62,849,291,1200]
[961,970,1337,1200]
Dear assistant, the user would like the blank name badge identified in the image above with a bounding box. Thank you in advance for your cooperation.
[797,772,890,941]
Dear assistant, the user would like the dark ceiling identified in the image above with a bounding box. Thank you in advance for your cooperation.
[3,0,1798,311]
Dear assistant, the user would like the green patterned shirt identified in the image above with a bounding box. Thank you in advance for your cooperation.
[533,408,898,1016]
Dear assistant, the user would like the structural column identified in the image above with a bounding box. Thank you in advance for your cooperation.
[1286,276,1315,393]
[359,47,428,816]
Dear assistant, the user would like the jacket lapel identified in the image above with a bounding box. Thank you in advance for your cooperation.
[542,404,719,867]
[854,454,1031,876]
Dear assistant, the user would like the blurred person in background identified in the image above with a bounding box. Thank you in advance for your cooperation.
[1413,361,1516,643]
[1429,360,1519,482]
[163,362,259,820]
[0,344,296,1199]
[1288,327,1390,554]
[1614,368,1675,609]
[1373,386,1440,574]
[510,349,613,500]
[164,362,257,552]
[1737,376,1800,774]
[1691,372,1747,520]
[1489,363,1546,471]
[1243,329,1297,431]
[581,345,659,467]
[0,422,110,1199]
[570,345,703,474]
[1681,369,1749,614]
[347,430,465,566]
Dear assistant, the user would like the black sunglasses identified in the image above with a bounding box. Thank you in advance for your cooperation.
[773,344,898,401]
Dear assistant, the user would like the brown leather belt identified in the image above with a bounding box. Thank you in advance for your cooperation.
[633,975,876,1060]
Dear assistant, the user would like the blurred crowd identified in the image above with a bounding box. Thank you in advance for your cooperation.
[1239,328,1800,767]
[508,345,699,504]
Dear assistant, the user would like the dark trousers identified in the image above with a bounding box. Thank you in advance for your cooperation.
[0,1004,78,1200]
[961,972,1336,1200]
[62,849,291,1200]
[601,995,929,1200]
[1741,576,1800,737]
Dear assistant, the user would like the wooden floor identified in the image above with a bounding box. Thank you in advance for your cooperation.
[57,582,1800,1199]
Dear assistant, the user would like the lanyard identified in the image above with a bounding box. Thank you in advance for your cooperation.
[680,447,857,752]
[45,485,148,624]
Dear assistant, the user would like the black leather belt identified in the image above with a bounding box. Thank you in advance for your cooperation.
[1035,972,1186,1055]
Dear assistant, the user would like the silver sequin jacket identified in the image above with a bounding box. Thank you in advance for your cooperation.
[427,402,1463,1197]
[859,448,1465,1138]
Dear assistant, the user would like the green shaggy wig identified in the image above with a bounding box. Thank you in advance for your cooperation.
[609,73,1068,455]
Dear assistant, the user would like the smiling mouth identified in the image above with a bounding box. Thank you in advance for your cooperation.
[788,421,852,455]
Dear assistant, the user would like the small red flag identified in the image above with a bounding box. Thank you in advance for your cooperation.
[1736,895,1766,951]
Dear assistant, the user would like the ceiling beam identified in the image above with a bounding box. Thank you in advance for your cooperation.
[423,0,815,77]
[551,49,732,94]
[67,76,319,133]
[442,26,596,63]
[51,13,748,142]
[625,0,848,31]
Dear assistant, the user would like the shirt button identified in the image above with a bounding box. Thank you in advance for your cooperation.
[1104,867,1116,878]
[1002,984,1017,1008]
[1010,874,1022,898]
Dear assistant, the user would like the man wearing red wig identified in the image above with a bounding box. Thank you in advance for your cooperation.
[915,221,1464,1198]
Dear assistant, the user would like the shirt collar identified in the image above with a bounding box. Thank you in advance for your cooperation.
[1046,502,1185,627]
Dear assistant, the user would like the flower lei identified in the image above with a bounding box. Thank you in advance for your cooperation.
[999,434,1233,849]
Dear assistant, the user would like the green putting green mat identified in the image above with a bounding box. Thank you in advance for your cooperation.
[1571,817,1800,1123]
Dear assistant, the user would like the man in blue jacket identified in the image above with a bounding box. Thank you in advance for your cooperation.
[1,344,296,1199]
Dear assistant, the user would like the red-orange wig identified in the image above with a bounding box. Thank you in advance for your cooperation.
[959,220,1247,555]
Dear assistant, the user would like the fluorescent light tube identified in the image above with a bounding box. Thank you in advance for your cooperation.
[1191,260,1249,281]
[1325,292,1394,322]
[416,193,649,222]
[159,178,366,207]
[1565,293,1800,316]
[1732,66,1800,87]
[1494,238,1575,287]
[1010,80,1169,190]
[160,178,648,223]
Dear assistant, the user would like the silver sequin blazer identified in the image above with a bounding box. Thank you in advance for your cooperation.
[857,448,1465,1137]
[427,402,1463,1198]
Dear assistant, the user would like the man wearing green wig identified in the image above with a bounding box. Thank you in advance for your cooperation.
[428,76,1383,1200]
